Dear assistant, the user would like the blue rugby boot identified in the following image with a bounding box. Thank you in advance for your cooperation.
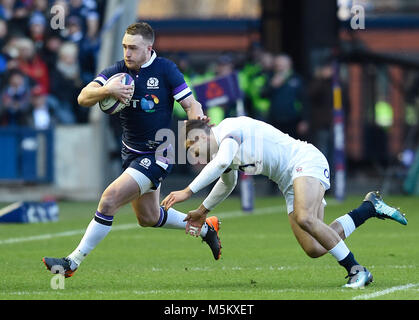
[343,265,373,289]
[364,191,408,226]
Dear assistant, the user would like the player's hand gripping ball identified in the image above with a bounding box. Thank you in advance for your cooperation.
[99,73,135,115]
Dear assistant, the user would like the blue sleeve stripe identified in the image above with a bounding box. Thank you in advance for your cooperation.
[172,82,188,96]
[98,73,108,80]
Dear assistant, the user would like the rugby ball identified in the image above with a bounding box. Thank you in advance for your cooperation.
[99,73,135,115]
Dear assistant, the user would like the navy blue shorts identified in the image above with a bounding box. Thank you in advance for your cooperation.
[121,146,173,190]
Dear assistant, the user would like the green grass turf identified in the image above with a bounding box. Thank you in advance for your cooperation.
[0,195,418,300]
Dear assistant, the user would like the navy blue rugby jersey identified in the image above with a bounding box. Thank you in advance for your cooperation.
[93,51,192,152]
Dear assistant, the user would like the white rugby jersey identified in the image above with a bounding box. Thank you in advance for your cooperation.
[189,116,322,194]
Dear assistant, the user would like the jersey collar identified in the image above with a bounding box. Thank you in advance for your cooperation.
[141,50,157,68]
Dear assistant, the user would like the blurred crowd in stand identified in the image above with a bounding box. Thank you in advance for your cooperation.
[0,1,338,168]
[172,45,339,167]
[0,0,103,129]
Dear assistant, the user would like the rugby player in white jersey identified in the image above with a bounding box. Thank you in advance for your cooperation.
[161,117,407,288]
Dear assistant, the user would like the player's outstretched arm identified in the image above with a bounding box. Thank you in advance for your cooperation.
[161,187,193,210]
[187,138,239,194]
[202,169,238,211]
[161,138,238,210]
[183,170,238,236]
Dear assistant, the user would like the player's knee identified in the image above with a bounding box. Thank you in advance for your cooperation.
[295,212,315,232]
[136,216,155,227]
[99,197,116,215]
[99,188,120,215]
[135,209,159,227]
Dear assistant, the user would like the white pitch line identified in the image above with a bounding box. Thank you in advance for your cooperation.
[1,287,321,297]
[0,223,138,245]
[352,283,419,300]
[0,205,286,245]
[0,200,341,246]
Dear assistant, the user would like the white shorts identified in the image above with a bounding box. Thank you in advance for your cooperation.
[283,186,328,215]
[277,145,330,214]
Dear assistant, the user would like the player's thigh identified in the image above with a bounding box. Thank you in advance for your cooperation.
[131,186,161,227]
[293,176,325,218]
[98,172,141,215]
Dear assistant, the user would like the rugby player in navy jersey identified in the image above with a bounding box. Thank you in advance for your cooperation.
[42,22,221,278]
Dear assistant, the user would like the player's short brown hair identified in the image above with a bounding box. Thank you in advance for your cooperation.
[125,22,155,44]
[185,119,211,136]
[184,119,211,149]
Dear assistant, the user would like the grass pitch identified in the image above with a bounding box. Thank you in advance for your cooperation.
[1,194,419,300]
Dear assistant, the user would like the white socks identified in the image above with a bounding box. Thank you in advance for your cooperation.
[67,208,209,270]
[153,206,208,237]
[67,212,113,270]
[328,239,350,262]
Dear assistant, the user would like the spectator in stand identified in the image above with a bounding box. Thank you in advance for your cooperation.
[65,15,83,43]
[1,0,30,31]
[0,18,8,76]
[16,37,49,93]
[64,14,99,84]
[240,49,273,121]
[264,54,310,140]
[40,31,63,70]
[27,11,46,51]
[206,53,236,125]
[11,0,28,19]
[24,85,55,129]
[0,68,31,126]
[31,0,49,16]
[2,35,21,76]
[0,0,16,21]
[308,62,334,164]
[49,41,84,122]
[68,0,99,37]
[0,17,7,47]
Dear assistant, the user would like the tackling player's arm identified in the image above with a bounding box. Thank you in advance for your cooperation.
[183,169,238,235]
[202,169,238,212]
[161,138,239,210]
[179,94,205,120]
[78,74,134,107]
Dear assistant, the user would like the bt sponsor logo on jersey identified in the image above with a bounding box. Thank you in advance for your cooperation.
[147,77,159,89]
[137,94,159,113]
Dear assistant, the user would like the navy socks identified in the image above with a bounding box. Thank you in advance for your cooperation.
[347,201,375,228]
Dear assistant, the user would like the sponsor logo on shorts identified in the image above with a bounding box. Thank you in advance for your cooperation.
[139,158,152,169]
[324,168,329,179]
[296,167,303,173]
